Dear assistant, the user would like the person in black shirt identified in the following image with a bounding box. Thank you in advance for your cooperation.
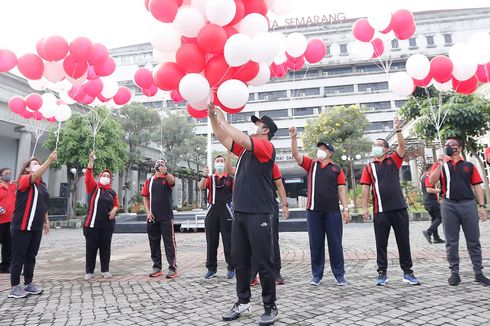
[360,117,420,286]
[83,152,119,281]
[199,156,235,280]
[429,137,490,286]
[8,152,57,299]
[420,163,445,244]
[208,104,279,326]
[141,159,177,279]
[290,127,350,287]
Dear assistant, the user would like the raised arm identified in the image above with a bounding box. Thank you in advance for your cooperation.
[225,151,236,175]
[85,152,97,193]
[209,104,252,151]
[208,104,234,151]
[429,159,443,187]
[288,127,304,165]
[394,117,406,158]
[31,151,57,183]
[199,166,209,191]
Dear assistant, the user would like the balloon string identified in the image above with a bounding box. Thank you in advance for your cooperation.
[55,121,62,152]
[212,66,234,90]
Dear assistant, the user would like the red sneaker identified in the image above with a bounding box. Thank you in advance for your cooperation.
[250,276,260,286]
[149,270,163,277]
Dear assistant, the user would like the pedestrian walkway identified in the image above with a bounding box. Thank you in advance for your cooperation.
[0,221,489,325]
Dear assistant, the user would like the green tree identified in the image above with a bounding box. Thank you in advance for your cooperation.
[184,136,207,207]
[116,102,160,212]
[158,111,196,169]
[45,107,128,219]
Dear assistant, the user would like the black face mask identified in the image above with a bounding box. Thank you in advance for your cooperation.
[445,146,458,156]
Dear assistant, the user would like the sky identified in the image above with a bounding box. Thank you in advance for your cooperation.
[0,0,489,55]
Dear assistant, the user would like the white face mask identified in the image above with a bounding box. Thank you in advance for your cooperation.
[372,146,385,157]
[99,176,111,186]
[317,149,327,160]
[215,162,225,172]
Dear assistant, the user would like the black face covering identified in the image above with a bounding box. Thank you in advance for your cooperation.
[445,146,458,156]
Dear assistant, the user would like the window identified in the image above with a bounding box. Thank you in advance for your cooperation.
[356,65,383,73]
[291,87,320,97]
[426,35,435,46]
[143,101,164,109]
[324,66,352,76]
[362,101,391,111]
[369,121,394,131]
[326,45,332,57]
[196,117,207,124]
[390,61,406,71]
[259,109,289,119]
[358,82,388,93]
[305,69,319,78]
[274,129,290,137]
[249,93,256,101]
[229,112,251,123]
[395,100,407,108]
[391,39,399,50]
[167,100,182,108]
[339,44,348,55]
[408,38,417,48]
[258,91,286,101]
[444,34,453,45]
[293,107,315,116]
[324,85,354,95]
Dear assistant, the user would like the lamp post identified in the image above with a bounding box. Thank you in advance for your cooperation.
[341,154,362,212]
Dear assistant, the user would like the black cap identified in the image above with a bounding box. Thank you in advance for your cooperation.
[251,115,278,138]
[317,141,334,152]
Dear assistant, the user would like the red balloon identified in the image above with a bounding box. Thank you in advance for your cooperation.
[81,94,95,105]
[243,0,267,16]
[476,63,490,83]
[8,96,26,114]
[142,84,158,97]
[270,62,288,78]
[144,0,151,11]
[394,21,416,40]
[149,0,179,23]
[86,65,98,80]
[452,75,478,94]
[205,55,234,87]
[134,67,154,89]
[170,89,184,102]
[287,56,305,71]
[43,35,69,61]
[69,85,87,102]
[25,93,43,111]
[0,49,17,72]
[391,9,415,38]
[93,57,116,77]
[33,111,44,121]
[233,61,260,82]
[154,62,185,91]
[304,39,326,64]
[181,36,198,45]
[352,18,375,42]
[413,74,432,87]
[87,43,109,66]
[224,26,239,38]
[197,24,228,54]
[69,37,94,61]
[227,0,245,27]
[21,109,34,119]
[85,78,104,97]
[35,38,48,60]
[187,104,208,118]
[176,44,206,73]
[97,94,110,103]
[430,56,453,83]
[63,54,88,79]
[113,86,132,105]
[17,53,45,80]
[371,38,384,59]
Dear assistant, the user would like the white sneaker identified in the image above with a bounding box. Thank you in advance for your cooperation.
[222,302,252,321]
[84,273,94,281]
[102,272,112,279]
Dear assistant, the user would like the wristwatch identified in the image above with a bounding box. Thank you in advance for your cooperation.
[479,204,486,208]
[282,203,289,207]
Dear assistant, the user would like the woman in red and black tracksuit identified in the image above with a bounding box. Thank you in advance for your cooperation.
[0,167,16,273]
[83,152,119,280]
[9,152,57,299]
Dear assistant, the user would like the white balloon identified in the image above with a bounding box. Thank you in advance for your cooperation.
[405,54,430,80]
[189,97,209,110]
[101,78,119,98]
[273,52,287,65]
[239,13,269,38]
[265,0,276,8]
[433,80,452,93]
[66,71,87,86]
[217,79,249,109]
[368,10,392,31]
[54,104,72,122]
[39,93,58,118]
[206,0,236,26]
[468,32,490,64]
[448,43,467,62]
[174,7,205,38]
[153,49,176,63]
[179,73,210,103]
[329,43,340,56]
[191,0,208,19]
[224,33,253,67]
[350,41,373,61]
[251,33,280,63]
[151,23,181,53]
[285,33,307,58]
[56,79,73,93]
[44,61,65,83]
[28,78,49,91]
[452,56,478,81]
[389,72,414,96]
[272,0,293,16]
[59,91,76,105]
[248,63,270,87]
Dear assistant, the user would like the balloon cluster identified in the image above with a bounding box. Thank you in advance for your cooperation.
[8,92,71,122]
[351,9,416,61]
[140,0,326,118]
[3,36,132,110]
[389,32,490,96]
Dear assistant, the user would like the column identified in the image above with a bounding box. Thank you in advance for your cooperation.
[15,130,32,176]
[409,159,420,187]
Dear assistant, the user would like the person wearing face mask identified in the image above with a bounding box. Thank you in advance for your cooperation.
[0,168,16,274]
[141,159,177,279]
[83,152,119,281]
[429,137,490,286]
[8,152,57,299]
[420,164,445,244]
[360,117,420,286]
[199,155,235,280]
[290,127,350,287]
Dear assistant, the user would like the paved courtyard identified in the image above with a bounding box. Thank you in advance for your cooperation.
[0,220,489,326]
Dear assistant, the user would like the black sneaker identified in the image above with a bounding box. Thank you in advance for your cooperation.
[259,304,278,325]
[448,273,461,286]
[432,237,446,244]
[475,273,490,286]
[222,302,251,321]
[422,230,432,244]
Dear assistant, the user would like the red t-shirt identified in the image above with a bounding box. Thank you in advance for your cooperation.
[0,182,17,224]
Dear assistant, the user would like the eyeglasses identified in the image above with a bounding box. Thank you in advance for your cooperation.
[445,142,459,147]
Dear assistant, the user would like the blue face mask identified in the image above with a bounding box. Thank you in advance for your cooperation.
[372,146,385,157]
[215,163,225,172]
[1,175,12,182]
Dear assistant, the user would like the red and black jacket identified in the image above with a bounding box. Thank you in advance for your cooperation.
[84,168,119,229]
[141,174,174,221]
[11,175,49,231]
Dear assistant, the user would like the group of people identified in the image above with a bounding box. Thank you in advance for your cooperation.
[0,105,489,326]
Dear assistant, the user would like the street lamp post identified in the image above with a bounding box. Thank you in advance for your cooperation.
[341,154,362,212]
